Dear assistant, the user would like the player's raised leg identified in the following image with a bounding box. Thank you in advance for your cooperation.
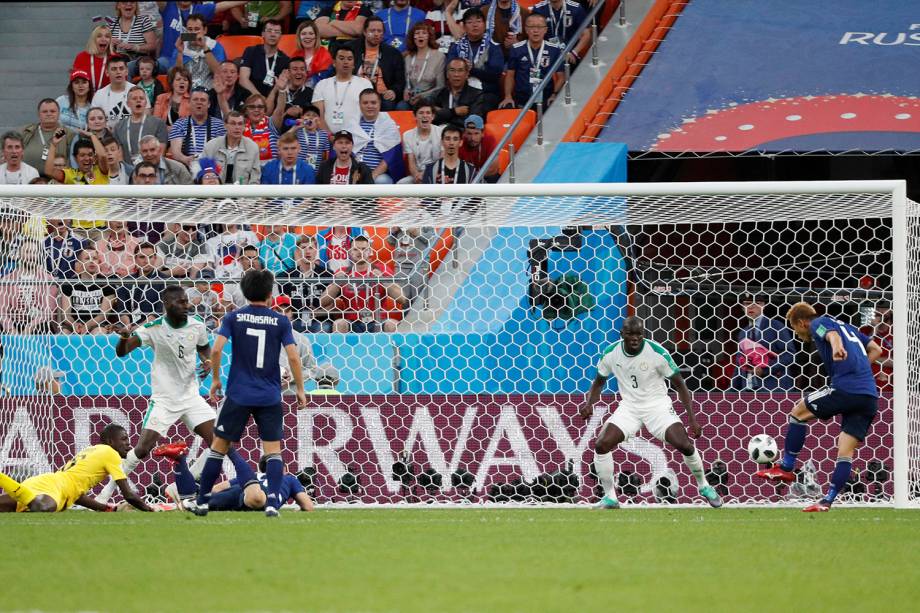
[755,398,814,483]
[662,423,722,508]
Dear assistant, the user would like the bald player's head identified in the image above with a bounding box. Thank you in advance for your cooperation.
[621,316,645,334]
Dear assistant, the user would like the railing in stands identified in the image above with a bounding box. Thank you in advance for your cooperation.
[472,0,616,184]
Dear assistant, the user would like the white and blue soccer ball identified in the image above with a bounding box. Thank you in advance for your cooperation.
[747,434,779,464]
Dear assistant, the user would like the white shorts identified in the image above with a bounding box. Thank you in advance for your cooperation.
[141,395,216,437]
[604,399,681,442]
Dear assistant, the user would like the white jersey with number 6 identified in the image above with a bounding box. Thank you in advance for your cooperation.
[134,316,209,403]
[596,339,680,408]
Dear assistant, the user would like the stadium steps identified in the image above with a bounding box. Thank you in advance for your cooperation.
[499,0,656,183]
[0,2,102,134]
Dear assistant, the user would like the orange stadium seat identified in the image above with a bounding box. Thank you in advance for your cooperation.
[217,35,263,60]
[486,109,536,152]
[278,34,299,58]
[428,229,455,277]
[388,110,416,135]
[496,147,511,175]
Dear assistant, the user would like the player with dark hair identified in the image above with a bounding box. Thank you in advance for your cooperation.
[756,302,883,512]
[158,443,312,512]
[0,424,153,512]
[580,316,722,509]
[194,269,307,517]
[97,284,244,504]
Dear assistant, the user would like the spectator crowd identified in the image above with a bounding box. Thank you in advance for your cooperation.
[0,0,599,334]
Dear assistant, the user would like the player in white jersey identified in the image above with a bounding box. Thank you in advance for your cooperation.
[96,285,218,503]
[580,316,722,509]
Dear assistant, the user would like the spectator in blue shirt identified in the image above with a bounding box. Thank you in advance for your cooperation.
[530,0,590,63]
[500,13,565,109]
[159,1,247,72]
[260,131,316,185]
[377,0,427,53]
[44,219,85,279]
[447,7,506,104]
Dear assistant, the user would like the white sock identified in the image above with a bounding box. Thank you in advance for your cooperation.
[189,449,210,480]
[682,448,709,488]
[96,449,142,503]
[594,451,616,498]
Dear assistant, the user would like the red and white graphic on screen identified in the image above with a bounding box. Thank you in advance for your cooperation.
[652,94,920,151]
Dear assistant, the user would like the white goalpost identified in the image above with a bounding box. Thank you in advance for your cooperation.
[0,180,915,508]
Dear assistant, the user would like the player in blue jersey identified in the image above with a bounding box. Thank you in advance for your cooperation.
[193,269,308,518]
[756,302,883,512]
[156,442,312,512]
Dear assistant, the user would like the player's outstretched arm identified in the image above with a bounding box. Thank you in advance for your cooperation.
[580,373,607,420]
[115,479,154,512]
[75,494,116,512]
[670,373,700,438]
[114,327,142,357]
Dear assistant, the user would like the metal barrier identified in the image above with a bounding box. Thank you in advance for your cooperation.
[472,0,620,183]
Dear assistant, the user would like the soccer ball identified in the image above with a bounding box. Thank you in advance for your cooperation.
[747,434,779,464]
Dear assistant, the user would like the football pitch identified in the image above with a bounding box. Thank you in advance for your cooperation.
[2,508,917,612]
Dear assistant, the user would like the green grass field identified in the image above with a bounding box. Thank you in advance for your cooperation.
[2,508,917,612]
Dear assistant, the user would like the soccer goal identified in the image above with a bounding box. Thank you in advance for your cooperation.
[0,180,916,508]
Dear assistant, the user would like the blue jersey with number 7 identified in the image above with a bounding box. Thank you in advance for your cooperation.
[810,315,877,397]
[217,305,295,406]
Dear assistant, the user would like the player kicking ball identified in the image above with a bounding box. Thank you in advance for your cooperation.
[97,286,246,504]
[155,443,312,512]
[756,302,882,512]
[0,424,153,513]
[193,269,307,518]
[580,316,722,509]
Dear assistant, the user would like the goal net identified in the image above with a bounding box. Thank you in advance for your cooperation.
[0,181,915,508]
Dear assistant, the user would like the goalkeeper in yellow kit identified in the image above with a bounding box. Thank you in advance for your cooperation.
[0,423,153,513]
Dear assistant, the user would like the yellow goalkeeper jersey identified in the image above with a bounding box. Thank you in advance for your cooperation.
[18,445,126,511]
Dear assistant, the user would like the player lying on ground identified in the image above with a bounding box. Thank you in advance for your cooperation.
[756,302,883,512]
[97,285,248,504]
[155,442,312,512]
[194,269,308,518]
[0,424,154,512]
[580,316,723,509]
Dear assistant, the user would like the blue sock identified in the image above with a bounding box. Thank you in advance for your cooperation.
[227,448,256,484]
[264,453,283,509]
[781,417,808,471]
[824,457,852,504]
[196,450,225,506]
[173,456,197,497]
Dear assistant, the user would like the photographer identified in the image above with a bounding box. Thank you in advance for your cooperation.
[174,14,226,90]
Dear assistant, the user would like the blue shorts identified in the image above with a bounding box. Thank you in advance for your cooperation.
[804,388,879,441]
[208,485,246,511]
[215,397,284,442]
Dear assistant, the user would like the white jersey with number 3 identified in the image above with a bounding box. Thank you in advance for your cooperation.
[596,339,680,407]
[134,316,209,403]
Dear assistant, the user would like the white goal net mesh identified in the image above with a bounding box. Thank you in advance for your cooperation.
[0,183,914,507]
